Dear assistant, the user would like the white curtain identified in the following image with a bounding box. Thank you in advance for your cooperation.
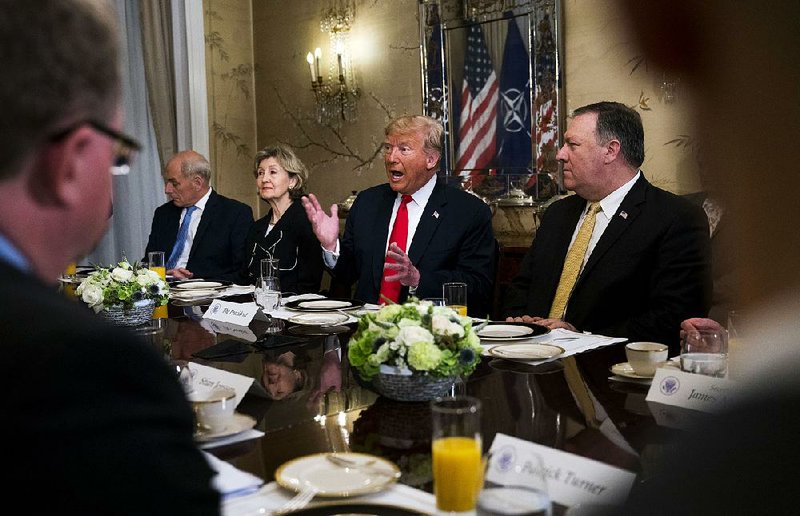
[87,0,165,266]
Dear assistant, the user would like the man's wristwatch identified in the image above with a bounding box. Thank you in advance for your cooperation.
[408,284,418,296]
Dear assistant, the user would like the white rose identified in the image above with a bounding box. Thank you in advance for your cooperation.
[80,284,105,312]
[110,267,133,282]
[431,314,465,338]
[136,270,159,286]
[396,325,434,347]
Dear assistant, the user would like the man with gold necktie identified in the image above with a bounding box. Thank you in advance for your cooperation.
[504,102,711,351]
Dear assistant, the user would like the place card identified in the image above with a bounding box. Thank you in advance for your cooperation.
[187,362,254,408]
[488,433,636,508]
[645,368,738,414]
[203,300,268,326]
[204,319,258,342]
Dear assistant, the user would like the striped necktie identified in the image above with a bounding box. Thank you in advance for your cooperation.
[167,205,198,269]
[549,202,602,319]
[378,194,412,304]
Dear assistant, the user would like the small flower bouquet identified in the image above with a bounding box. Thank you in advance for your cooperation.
[348,299,484,381]
[76,259,169,313]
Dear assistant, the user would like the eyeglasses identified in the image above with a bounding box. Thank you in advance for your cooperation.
[49,120,142,176]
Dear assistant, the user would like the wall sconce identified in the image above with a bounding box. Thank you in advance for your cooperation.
[659,72,681,104]
[306,1,359,125]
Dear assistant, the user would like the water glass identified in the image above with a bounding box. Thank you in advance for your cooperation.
[255,275,281,314]
[478,448,552,515]
[680,328,728,377]
[260,257,279,278]
[443,282,468,317]
[431,396,483,514]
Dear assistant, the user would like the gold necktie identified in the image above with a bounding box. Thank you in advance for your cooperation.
[549,202,602,319]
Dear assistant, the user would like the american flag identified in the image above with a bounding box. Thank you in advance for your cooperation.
[456,24,498,175]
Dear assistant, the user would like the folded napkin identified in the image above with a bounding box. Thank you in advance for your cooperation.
[482,328,627,364]
[204,451,264,500]
[222,481,435,516]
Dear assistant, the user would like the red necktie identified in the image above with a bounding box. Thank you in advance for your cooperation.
[379,194,412,304]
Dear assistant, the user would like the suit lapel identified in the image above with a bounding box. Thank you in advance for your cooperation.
[370,187,397,287]
[579,175,648,282]
[407,181,446,264]
[189,190,216,260]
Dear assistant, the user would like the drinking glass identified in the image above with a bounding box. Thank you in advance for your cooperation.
[260,257,279,279]
[443,282,468,317]
[255,275,282,333]
[431,396,483,515]
[478,448,552,515]
[680,328,728,377]
[727,310,746,380]
[148,251,167,319]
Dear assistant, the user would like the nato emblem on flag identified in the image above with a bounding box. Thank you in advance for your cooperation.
[497,17,532,172]
[455,23,498,176]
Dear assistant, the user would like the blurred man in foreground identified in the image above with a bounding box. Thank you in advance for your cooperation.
[619,2,800,514]
[0,1,219,513]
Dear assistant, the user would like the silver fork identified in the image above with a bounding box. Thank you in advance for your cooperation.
[273,486,316,514]
[326,454,401,479]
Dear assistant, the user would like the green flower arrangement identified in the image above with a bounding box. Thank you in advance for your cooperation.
[348,299,484,380]
[76,259,169,313]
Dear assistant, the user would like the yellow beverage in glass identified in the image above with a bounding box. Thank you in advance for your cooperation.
[449,304,468,317]
[433,436,483,512]
[64,262,77,277]
[149,263,167,319]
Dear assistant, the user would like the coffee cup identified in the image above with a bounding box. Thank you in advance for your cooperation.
[190,387,236,433]
[625,342,668,376]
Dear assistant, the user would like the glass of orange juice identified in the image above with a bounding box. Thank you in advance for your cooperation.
[432,395,482,514]
[442,282,468,317]
[147,251,168,319]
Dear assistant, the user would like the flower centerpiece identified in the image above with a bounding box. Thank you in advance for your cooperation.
[76,259,169,326]
[348,299,484,401]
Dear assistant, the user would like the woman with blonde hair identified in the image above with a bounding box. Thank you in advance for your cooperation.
[242,144,323,293]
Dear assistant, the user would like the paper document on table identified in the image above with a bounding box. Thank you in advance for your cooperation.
[188,362,254,408]
[204,452,264,500]
[482,328,626,364]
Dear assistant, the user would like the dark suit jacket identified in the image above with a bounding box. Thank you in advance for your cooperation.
[334,180,496,317]
[145,189,253,282]
[0,261,220,514]
[504,175,712,351]
[241,200,324,294]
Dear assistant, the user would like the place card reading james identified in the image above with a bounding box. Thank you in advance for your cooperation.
[645,368,737,414]
[489,433,636,508]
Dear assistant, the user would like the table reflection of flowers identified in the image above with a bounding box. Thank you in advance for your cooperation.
[348,299,484,380]
[76,259,169,313]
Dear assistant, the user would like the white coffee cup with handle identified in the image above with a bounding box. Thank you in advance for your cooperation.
[625,342,669,376]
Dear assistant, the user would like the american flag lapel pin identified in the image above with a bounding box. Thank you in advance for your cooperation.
[433,211,440,219]
[620,211,628,219]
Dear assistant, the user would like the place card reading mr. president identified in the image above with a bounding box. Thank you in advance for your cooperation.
[203,299,268,326]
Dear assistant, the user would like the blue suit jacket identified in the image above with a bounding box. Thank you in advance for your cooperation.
[334,180,496,317]
[145,190,253,282]
[504,174,712,351]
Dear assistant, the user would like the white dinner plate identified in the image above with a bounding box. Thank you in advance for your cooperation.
[174,281,225,290]
[478,324,536,340]
[275,452,400,497]
[488,343,565,361]
[287,313,350,326]
[194,412,256,442]
[298,299,353,309]
[609,362,654,379]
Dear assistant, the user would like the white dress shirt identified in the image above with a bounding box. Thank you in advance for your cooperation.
[173,188,212,269]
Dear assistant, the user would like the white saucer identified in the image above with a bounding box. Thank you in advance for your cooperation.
[174,281,225,290]
[275,452,400,497]
[194,412,256,442]
[477,324,535,340]
[298,299,353,309]
[287,313,350,326]
[609,362,655,379]
[488,343,564,361]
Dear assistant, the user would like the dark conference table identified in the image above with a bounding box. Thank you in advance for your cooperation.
[160,300,683,510]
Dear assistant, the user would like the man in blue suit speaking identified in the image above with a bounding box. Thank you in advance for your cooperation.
[302,115,496,317]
